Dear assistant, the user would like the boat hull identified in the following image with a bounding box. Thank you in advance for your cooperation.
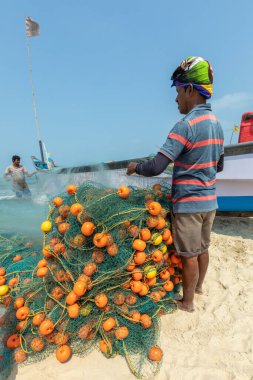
[216,143,253,211]
[217,196,253,211]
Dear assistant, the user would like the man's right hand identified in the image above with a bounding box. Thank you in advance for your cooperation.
[127,162,138,175]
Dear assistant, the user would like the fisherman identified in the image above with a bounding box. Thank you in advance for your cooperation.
[4,155,36,198]
[47,153,56,170]
[127,56,224,312]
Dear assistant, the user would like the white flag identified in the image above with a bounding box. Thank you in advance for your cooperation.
[25,17,40,37]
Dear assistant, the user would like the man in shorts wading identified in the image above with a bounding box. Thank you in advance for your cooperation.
[127,56,224,312]
[4,155,36,198]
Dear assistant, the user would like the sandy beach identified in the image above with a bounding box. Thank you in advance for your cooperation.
[7,216,253,380]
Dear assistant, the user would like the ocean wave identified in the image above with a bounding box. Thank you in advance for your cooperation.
[32,194,49,204]
[0,195,16,201]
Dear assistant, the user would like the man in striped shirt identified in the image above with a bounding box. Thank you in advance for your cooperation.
[127,57,224,312]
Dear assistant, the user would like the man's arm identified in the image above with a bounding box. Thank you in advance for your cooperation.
[127,153,172,177]
[23,167,36,177]
[127,120,190,177]
[217,154,224,173]
[3,166,12,179]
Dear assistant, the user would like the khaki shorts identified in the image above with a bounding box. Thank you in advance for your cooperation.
[171,210,216,258]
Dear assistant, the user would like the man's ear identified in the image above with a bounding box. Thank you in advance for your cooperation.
[186,84,194,96]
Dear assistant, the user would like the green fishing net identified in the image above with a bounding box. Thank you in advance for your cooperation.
[0,182,182,379]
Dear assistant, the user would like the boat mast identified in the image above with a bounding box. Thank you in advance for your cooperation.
[25,17,44,163]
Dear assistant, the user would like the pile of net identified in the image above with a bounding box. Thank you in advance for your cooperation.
[0,182,182,379]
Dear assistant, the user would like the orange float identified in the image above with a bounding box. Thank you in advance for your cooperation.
[129,310,141,323]
[53,243,65,255]
[163,280,174,292]
[14,297,25,309]
[37,258,48,268]
[16,306,30,321]
[6,334,21,349]
[148,346,163,361]
[132,239,146,251]
[70,203,83,216]
[54,332,69,346]
[30,338,45,352]
[37,267,48,278]
[32,312,45,326]
[93,233,108,248]
[91,250,104,263]
[42,245,53,258]
[134,251,146,265]
[127,225,139,237]
[113,292,125,306]
[140,314,152,328]
[103,317,116,332]
[130,280,143,293]
[132,269,143,281]
[155,217,166,230]
[73,281,87,297]
[115,326,129,340]
[39,319,54,336]
[162,228,171,241]
[68,303,80,318]
[107,243,118,256]
[66,291,79,306]
[139,228,151,241]
[13,254,22,262]
[117,186,130,199]
[125,294,137,305]
[14,348,27,363]
[53,197,63,207]
[99,340,112,354]
[148,202,162,216]
[152,250,163,262]
[83,262,97,276]
[56,344,72,363]
[73,234,86,247]
[95,293,108,308]
[81,222,95,236]
[58,222,70,234]
[66,184,77,194]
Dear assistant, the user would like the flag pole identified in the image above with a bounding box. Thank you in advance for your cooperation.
[25,17,44,163]
[229,130,234,145]
[230,125,240,145]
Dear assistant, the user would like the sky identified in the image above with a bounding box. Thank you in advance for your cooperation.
[1,0,253,171]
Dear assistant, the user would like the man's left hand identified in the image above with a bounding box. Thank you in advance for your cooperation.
[127,162,138,175]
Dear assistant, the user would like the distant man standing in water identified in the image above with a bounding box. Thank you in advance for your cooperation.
[4,155,36,198]
[127,56,224,312]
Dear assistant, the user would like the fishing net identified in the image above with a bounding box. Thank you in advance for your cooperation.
[0,181,182,379]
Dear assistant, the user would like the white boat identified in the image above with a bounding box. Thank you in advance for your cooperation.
[216,142,253,211]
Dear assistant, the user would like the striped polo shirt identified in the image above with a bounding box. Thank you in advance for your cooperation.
[159,103,224,213]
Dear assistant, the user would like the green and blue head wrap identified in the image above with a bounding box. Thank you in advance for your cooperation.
[171,56,213,99]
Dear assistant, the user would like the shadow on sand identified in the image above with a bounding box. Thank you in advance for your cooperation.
[7,365,18,380]
[213,216,253,240]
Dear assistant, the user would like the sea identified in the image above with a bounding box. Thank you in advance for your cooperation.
[0,171,78,245]
[0,167,169,246]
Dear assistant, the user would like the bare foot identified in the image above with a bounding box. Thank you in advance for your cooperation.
[195,287,203,295]
[176,300,194,313]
